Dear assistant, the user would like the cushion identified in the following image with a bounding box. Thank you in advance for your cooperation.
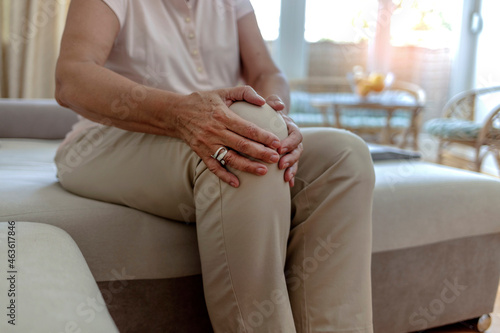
[423,118,482,141]
[0,222,119,332]
[0,99,78,139]
[290,91,411,128]
[373,160,500,252]
[0,139,202,281]
[290,90,322,115]
[340,113,410,129]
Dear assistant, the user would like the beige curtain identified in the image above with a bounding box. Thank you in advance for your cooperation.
[0,0,70,98]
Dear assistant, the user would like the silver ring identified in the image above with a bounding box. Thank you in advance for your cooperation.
[211,147,228,165]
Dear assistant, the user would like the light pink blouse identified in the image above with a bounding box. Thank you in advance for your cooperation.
[62,0,254,145]
[102,0,253,93]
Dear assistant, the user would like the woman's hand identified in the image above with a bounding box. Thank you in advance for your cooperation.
[173,85,282,188]
[266,95,303,188]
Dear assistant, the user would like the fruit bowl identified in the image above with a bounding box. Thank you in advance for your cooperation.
[346,68,394,98]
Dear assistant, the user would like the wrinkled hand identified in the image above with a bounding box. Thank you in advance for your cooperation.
[174,86,282,188]
[266,95,303,187]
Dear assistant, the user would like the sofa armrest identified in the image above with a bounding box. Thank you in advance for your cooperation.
[0,99,79,139]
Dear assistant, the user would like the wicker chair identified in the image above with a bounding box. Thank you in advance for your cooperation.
[424,86,500,175]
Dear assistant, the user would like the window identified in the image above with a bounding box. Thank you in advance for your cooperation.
[304,0,378,43]
[476,0,500,89]
[390,0,461,48]
[249,0,281,41]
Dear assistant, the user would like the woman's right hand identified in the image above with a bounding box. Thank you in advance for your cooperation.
[171,85,282,188]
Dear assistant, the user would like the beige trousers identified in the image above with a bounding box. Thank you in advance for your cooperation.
[54,102,375,333]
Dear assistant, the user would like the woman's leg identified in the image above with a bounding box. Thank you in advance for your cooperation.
[54,103,297,333]
[287,128,375,333]
[193,103,296,332]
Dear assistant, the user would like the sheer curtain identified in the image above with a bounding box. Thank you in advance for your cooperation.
[0,0,70,98]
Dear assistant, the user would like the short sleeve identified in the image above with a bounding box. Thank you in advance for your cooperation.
[234,0,254,20]
[101,0,127,29]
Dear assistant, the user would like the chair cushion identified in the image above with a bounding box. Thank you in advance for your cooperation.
[290,91,322,115]
[290,91,411,128]
[423,118,482,141]
[340,113,410,129]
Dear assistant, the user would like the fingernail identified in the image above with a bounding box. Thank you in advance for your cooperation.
[272,140,281,149]
[270,154,279,163]
[280,147,288,154]
[283,163,289,169]
[257,167,267,175]
[230,181,238,188]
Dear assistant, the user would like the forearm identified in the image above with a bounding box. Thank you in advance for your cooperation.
[248,72,290,114]
[55,60,182,137]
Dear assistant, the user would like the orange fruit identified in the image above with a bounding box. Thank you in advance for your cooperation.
[369,73,385,92]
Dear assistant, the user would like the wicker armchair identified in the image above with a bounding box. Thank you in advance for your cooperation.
[424,86,500,175]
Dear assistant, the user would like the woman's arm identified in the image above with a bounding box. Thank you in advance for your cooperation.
[238,12,290,113]
[56,0,283,187]
[238,12,303,186]
[55,0,178,135]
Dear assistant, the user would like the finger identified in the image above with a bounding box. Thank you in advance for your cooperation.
[223,130,280,164]
[289,177,295,188]
[222,85,266,107]
[284,162,299,183]
[223,114,282,151]
[222,150,270,176]
[211,96,282,150]
[279,144,303,170]
[266,94,286,111]
[204,157,240,188]
[278,121,302,155]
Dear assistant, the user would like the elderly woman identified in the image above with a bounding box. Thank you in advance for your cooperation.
[54,0,375,332]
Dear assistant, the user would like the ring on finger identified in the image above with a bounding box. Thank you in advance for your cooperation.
[211,147,229,165]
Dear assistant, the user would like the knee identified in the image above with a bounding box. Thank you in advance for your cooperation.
[305,128,375,188]
[334,130,375,188]
[229,101,288,140]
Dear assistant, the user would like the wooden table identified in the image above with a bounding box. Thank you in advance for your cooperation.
[310,91,425,150]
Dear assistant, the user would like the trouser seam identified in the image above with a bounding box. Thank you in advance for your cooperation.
[301,223,309,333]
[218,178,247,332]
[291,176,312,223]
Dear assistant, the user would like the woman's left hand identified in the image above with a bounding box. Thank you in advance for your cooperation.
[266,95,303,187]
